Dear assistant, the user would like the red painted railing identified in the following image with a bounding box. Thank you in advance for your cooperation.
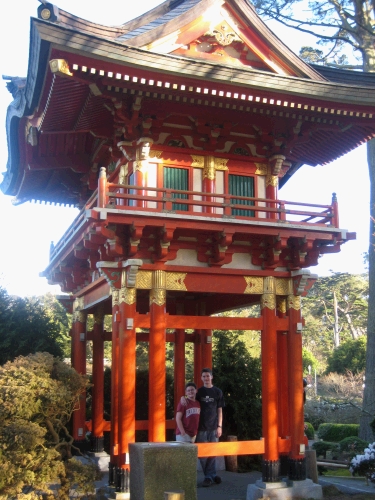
[48,173,338,265]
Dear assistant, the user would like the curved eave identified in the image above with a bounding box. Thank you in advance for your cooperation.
[32,19,375,108]
[1,18,52,197]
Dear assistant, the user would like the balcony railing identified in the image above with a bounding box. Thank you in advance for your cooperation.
[49,171,339,264]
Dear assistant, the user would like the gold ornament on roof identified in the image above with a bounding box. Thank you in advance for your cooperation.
[41,8,51,20]
[49,59,73,77]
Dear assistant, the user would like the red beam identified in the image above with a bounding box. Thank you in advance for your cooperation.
[134,314,289,331]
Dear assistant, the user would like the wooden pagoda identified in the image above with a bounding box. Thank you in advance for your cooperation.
[3,0,375,496]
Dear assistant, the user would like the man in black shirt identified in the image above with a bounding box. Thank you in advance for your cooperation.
[196,367,224,487]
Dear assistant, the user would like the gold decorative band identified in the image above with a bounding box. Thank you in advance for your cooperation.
[150,288,166,306]
[277,297,287,314]
[152,270,166,289]
[244,276,263,294]
[73,311,86,323]
[120,287,136,305]
[112,289,120,307]
[287,295,301,310]
[260,294,276,310]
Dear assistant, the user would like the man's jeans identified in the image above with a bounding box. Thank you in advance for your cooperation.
[196,430,218,481]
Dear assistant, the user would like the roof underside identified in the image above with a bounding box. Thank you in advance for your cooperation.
[2,0,375,205]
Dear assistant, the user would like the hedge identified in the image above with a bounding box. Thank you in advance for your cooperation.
[304,422,315,440]
[312,441,339,458]
[339,436,369,454]
[317,423,359,442]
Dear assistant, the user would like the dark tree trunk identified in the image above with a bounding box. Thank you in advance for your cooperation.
[360,139,375,441]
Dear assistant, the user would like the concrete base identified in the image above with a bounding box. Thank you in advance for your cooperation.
[88,451,110,472]
[129,442,197,500]
[247,478,323,500]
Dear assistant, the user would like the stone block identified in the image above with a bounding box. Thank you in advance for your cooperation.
[247,478,323,500]
[129,442,197,500]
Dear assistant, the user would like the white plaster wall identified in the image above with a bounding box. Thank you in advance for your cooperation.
[146,162,157,209]
[257,175,266,218]
[193,168,202,212]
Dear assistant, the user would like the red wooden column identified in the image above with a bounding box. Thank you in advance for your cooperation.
[118,282,137,473]
[266,155,285,220]
[276,297,289,438]
[260,277,280,482]
[287,282,306,480]
[193,329,203,387]
[202,329,213,370]
[276,296,289,476]
[91,306,105,453]
[71,299,87,445]
[174,329,186,410]
[109,289,120,485]
[134,137,153,208]
[149,270,167,442]
[202,156,215,214]
[95,259,142,493]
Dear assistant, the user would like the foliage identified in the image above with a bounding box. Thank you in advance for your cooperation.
[339,436,369,455]
[350,442,375,483]
[0,352,96,499]
[302,273,367,353]
[253,0,375,445]
[304,421,315,439]
[317,423,359,442]
[312,441,339,459]
[0,287,70,363]
[253,0,372,69]
[326,338,367,374]
[302,348,320,375]
[213,329,262,441]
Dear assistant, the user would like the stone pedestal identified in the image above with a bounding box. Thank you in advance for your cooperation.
[247,478,322,500]
[88,451,110,472]
[129,442,197,500]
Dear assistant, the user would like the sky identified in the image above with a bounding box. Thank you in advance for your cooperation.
[0,0,370,297]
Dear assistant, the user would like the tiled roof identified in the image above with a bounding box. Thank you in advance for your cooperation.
[118,0,201,41]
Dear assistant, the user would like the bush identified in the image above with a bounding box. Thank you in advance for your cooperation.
[339,436,369,454]
[304,422,315,440]
[325,337,366,374]
[317,423,359,442]
[350,442,375,483]
[312,441,339,458]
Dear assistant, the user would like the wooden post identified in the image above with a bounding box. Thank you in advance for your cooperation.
[260,277,280,482]
[118,284,137,467]
[91,306,105,452]
[149,270,167,442]
[202,156,215,214]
[109,289,120,483]
[98,167,107,208]
[174,329,185,413]
[71,299,87,444]
[287,281,306,480]
[193,329,202,387]
[277,298,289,439]
[202,329,213,370]
[225,436,238,472]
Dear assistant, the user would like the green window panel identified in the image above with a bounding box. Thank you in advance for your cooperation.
[164,167,188,211]
[229,174,255,216]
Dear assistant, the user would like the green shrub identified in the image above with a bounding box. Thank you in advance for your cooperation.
[312,441,339,458]
[304,422,315,440]
[317,423,359,442]
[339,436,369,454]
